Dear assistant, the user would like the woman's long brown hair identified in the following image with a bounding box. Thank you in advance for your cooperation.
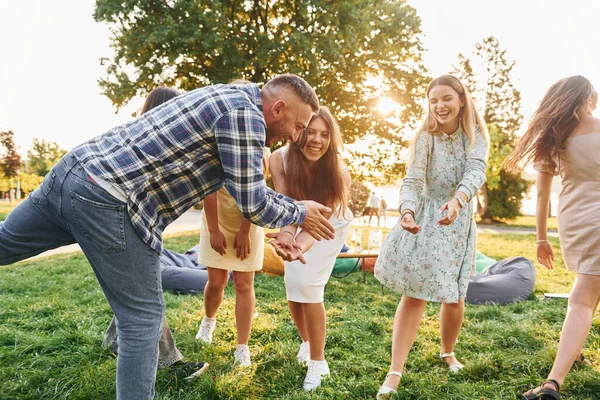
[140,87,178,115]
[284,106,348,216]
[504,75,596,173]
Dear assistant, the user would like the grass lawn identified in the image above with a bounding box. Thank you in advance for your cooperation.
[1,233,599,399]
[0,201,18,222]
[477,215,559,231]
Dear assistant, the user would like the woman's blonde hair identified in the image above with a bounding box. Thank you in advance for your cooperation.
[504,75,596,173]
[285,106,348,216]
[408,75,489,166]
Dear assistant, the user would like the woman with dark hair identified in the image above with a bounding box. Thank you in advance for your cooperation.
[374,75,489,398]
[103,86,208,379]
[268,106,352,391]
[504,76,599,400]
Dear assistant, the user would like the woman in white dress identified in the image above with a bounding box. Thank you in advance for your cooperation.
[268,106,352,391]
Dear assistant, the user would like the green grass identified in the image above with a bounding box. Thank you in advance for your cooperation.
[477,215,559,231]
[1,234,599,399]
[0,201,18,221]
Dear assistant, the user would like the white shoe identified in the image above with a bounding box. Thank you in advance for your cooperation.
[195,316,216,344]
[440,352,464,373]
[234,344,252,367]
[376,371,402,400]
[297,341,310,365]
[302,360,330,391]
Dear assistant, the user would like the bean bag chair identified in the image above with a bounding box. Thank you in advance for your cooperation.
[331,257,360,276]
[260,243,285,276]
[466,256,536,305]
[475,251,497,273]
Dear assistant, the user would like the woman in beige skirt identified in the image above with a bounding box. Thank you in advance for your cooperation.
[194,150,269,367]
[505,75,599,400]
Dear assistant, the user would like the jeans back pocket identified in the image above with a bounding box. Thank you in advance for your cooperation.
[70,191,127,253]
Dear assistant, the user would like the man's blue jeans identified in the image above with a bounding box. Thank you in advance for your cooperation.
[0,153,164,399]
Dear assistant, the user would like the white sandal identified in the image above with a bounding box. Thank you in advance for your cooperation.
[440,352,464,373]
[376,371,402,399]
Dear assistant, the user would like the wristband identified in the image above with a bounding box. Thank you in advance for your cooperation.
[282,230,295,239]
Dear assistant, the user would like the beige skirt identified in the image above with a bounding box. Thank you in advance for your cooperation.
[198,187,264,272]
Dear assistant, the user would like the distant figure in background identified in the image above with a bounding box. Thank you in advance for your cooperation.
[505,75,600,400]
[368,192,380,226]
[379,196,388,227]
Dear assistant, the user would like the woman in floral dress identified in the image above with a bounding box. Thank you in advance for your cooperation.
[375,75,489,398]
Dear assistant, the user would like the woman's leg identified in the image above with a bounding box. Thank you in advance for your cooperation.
[303,302,327,361]
[440,298,465,367]
[203,267,229,318]
[382,295,427,389]
[288,301,309,342]
[542,274,600,388]
[232,271,256,345]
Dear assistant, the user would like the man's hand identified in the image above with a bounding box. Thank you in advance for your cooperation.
[297,200,335,240]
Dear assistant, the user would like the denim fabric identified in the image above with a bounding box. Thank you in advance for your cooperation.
[103,316,183,368]
[0,153,164,400]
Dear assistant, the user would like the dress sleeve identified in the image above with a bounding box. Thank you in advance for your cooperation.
[399,132,431,213]
[533,157,559,176]
[456,128,488,201]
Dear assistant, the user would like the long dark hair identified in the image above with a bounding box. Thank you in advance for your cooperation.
[140,87,179,115]
[504,76,596,173]
[285,106,347,216]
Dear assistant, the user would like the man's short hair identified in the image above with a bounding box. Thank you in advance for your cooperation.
[263,74,320,111]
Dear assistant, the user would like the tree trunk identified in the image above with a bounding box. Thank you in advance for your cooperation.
[477,184,493,224]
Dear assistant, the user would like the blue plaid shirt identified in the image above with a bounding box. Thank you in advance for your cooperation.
[73,83,306,252]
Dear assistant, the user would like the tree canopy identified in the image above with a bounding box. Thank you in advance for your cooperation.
[453,36,531,221]
[94,0,430,183]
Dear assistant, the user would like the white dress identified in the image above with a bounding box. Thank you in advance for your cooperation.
[280,147,353,303]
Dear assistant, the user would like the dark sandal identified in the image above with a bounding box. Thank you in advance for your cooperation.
[520,378,560,400]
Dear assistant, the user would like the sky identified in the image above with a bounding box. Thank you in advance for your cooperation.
[1,0,599,158]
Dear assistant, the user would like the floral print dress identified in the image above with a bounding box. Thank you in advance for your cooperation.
[374,127,488,303]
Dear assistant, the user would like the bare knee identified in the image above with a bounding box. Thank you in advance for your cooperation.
[233,272,255,296]
[206,274,228,292]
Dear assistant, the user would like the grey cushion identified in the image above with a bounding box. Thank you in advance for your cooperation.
[466,256,536,304]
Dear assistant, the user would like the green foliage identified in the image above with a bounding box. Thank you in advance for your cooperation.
[26,138,67,177]
[348,179,370,216]
[0,233,599,399]
[93,0,430,183]
[17,172,44,196]
[485,125,532,219]
[453,37,530,220]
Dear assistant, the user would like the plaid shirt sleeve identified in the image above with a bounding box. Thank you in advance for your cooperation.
[214,108,306,227]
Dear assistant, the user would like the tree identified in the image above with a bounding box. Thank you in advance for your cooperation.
[0,131,21,179]
[452,36,531,222]
[94,0,429,183]
[348,179,370,217]
[26,139,67,177]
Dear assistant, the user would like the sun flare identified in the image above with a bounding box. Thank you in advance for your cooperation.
[378,97,399,115]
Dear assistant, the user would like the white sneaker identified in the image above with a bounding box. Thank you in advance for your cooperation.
[234,344,251,367]
[297,341,310,365]
[195,316,216,344]
[302,360,330,391]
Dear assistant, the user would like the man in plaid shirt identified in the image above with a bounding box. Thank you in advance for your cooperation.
[0,74,335,399]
